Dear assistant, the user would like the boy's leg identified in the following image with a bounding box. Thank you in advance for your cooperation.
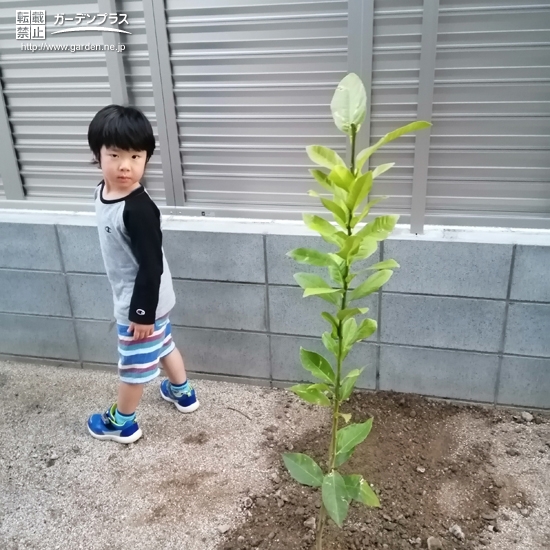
[159,343,200,413]
[117,381,144,415]
[160,347,187,385]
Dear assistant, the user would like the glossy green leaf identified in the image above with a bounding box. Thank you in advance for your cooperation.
[300,347,336,385]
[342,318,357,351]
[356,215,399,241]
[351,197,387,228]
[283,453,324,487]
[294,273,332,291]
[328,265,345,286]
[309,169,334,193]
[289,384,331,406]
[336,235,362,261]
[367,259,400,270]
[372,163,395,179]
[349,270,392,301]
[307,145,346,170]
[342,474,362,502]
[346,172,373,212]
[287,248,338,267]
[329,165,355,191]
[330,73,367,135]
[351,237,378,263]
[356,478,381,507]
[322,471,349,527]
[356,121,432,171]
[336,418,373,459]
[322,332,339,356]
[337,307,369,322]
[335,448,354,467]
[354,318,377,342]
[340,368,364,401]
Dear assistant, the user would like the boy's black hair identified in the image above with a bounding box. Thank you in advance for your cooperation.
[87,104,155,166]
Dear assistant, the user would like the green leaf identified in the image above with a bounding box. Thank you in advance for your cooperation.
[336,419,373,460]
[303,214,338,239]
[309,169,334,193]
[289,384,331,406]
[342,475,380,507]
[342,318,357,352]
[356,121,432,171]
[335,448,354,467]
[340,368,364,401]
[294,273,332,291]
[355,318,377,342]
[307,145,346,170]
[351,197,387,228]
[356,215,399,241]
[336,235,362,261]
[322,471,349,527]
[346,172,373,212]
[282,453,324,487]
[356,478,381,507]
[372,163,395,179]
[328,265,345,286]
[318,289,344,307]
[329,165,355,191]
[351,237,378,263]
[342,474,362,502]
[349,270,393,301]
[321,198,348,228]
[367,259,400,270]
[287,248,338,267]
[337,307,369,322]
[330,73,367,135]
[300,347,336,385]
[303,287,341,298]
[340,412,352,424]
[322,332,339,356]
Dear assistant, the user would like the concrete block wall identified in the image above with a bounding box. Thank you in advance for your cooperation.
[0,215,549,409]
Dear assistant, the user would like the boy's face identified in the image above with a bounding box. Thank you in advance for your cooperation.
[99,146,147,188]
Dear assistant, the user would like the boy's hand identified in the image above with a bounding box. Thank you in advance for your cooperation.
[129,322,154,340]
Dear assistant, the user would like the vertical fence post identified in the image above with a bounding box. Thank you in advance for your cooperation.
[143,0,185,207]
[98,0,129,105]
[410,0,439,234]
[0,73,25,200]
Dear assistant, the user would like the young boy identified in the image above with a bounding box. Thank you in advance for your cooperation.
[86,104,199,444]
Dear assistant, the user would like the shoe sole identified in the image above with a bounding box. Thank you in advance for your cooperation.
[160,387,200,413]
[87,425,143,444]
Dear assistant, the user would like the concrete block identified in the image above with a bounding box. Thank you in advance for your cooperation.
[171,326,270,378]
[57,225,104,273]
[75,320,118,364]
[385,240,512,299]
[0,223,62,271]
[381,294,506,352]
[379,345,499,402]
[171,280,266,331]
[271,334,377,389]
[269,285,379,337]
[67,274,113,320]
[0,270,72,317]
[266,234,380,287]
[0,313,79,360]
[511,246,550,303]
[498,355,550,408]
[505,302,550,357]
[164,231,265,282]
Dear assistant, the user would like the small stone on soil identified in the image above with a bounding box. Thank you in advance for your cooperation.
[427,536,443,550]
[449,524,465,541]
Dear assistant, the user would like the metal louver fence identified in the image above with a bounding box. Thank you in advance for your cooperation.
[0,0,548,232]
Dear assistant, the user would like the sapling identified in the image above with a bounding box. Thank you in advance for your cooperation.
[282,72,431,549]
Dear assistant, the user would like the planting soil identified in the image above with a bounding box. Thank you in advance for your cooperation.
[0,361,549,550]
[220,392,550,550]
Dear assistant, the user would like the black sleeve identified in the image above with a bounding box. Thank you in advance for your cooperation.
[123,198,164,325]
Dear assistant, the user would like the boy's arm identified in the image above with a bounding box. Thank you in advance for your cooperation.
[122,201,163,326]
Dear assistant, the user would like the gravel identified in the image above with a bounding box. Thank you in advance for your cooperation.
[0,361,325,550]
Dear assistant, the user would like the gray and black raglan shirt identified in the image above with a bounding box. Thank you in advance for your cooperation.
[94,181,176,326]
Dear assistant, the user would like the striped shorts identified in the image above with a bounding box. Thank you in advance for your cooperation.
[117,313,176,384]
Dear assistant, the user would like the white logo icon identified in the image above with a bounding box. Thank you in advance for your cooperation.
[136,309,145,316]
